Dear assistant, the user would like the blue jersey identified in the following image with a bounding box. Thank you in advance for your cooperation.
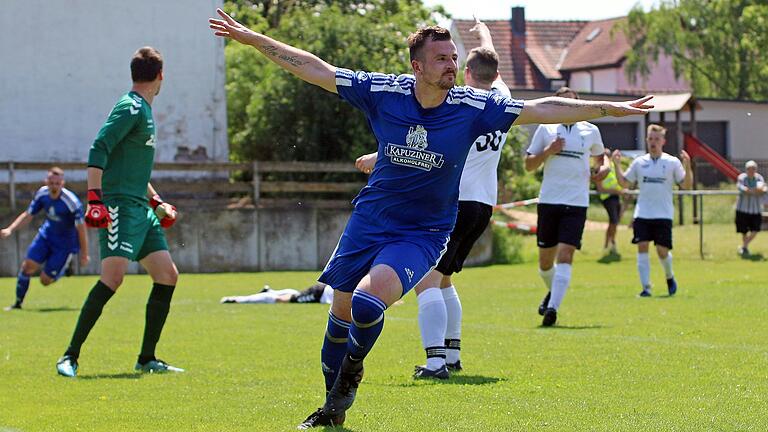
[336,68,523,234]
[27,187,84,249]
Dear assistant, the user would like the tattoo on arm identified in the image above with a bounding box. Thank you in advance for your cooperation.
[262,45,309,68]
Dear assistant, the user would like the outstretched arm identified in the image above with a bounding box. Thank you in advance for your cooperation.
[515,96,654,126]
[209,8,337,94]
[0,211,33,238]
[470,16,495,51]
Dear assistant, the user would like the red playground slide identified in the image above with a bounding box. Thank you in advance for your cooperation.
[683,133,740,181]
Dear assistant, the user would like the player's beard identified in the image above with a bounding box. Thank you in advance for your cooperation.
[437,72,456,90]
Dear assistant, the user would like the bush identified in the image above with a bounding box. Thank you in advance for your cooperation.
[492,226,525,264]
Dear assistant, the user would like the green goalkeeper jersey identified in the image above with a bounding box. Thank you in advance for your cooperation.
[88,91,156,204]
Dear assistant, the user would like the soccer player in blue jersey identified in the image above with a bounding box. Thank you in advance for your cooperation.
[209,9,653,428]
[1,167,89,310]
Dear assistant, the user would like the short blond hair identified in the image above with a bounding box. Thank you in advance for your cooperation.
[647,124,667,136]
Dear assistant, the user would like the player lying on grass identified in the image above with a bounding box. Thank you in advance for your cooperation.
[221,283,334,305]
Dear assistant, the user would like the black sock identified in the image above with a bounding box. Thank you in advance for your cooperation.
[139,283,175,362]
[65,281,115,358]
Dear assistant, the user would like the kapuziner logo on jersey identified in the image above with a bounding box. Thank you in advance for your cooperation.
[385,125,445,171]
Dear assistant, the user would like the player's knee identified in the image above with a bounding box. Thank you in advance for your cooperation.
[160,266,179,285]
[20,261,36,275]
[101,275,124,291]
[351,290,386,326]
[39,274,54,286]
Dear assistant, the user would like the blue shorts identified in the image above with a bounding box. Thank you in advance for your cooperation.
[26,234,78,281]
[319,212,449,296]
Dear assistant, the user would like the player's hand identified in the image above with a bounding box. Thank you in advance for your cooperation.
[0,228,11,239]
[604,96,654,117]
[209,8,256,45]
[469,16,490,39]
[545,137,565,156]
[79,252,90,267]
[355,152,377,174]
[150,195,177,229]
[680,149,691,166]
[84,189,111,229]
[611,149,623,164]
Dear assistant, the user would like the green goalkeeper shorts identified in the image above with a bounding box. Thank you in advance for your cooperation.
[98,198,169,261]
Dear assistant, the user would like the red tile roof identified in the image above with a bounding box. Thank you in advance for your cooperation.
[558,17,630,71]
[454,19,587,88]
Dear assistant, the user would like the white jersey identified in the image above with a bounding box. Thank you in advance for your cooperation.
[624,152,686,220]
[527,122,604,207]
[458,82,511,206]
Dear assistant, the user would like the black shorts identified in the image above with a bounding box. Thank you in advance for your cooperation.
[289,283,326,303]
[435,201,493,276]
[601,195,621,225]
[632,218,673,249]
[536,203,588,249]
[735,211,762,234]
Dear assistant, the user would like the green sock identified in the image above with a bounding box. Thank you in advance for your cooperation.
[139,283,175,362]
[65,281,115,357]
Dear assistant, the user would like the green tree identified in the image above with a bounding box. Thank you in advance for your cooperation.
[623,0,768,100]
[222,1,445,162]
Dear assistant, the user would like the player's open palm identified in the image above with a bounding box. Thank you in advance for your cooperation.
[209,8,254,44]
[607,96,654,117]
[680,149,691,165]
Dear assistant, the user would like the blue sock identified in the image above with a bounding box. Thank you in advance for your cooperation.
[15,271,31,304]
[347,290,387,361]
[321,312,350,393]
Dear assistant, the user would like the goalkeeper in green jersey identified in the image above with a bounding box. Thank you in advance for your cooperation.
[57,47,183,377]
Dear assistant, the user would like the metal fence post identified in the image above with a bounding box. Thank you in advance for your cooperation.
[8,161,16,211]
[251,161,260,205]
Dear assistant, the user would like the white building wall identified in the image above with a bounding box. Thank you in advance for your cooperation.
[569,71,592,93]
[0,0,227,173]
[592,68,619,94]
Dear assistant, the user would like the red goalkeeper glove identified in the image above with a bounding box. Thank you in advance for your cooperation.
[84,189,111,228]
[149,194,177,229]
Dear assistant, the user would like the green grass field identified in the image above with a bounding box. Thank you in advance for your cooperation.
[1,224,766,431]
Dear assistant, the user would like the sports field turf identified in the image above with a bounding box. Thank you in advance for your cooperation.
[1,224,766,431]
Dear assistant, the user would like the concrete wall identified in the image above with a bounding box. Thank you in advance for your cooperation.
[0,208,493,277]
[0,0,227,182]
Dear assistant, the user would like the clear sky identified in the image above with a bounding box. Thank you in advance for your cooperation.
[423,0,660,21]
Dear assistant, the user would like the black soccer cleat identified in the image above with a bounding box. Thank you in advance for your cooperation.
[542,307,557,327]
[538,292,551,316]
[323,355,364,416]
[413,364,449,380]
[4,302,22,311]
[666,278,678,296]
[446,360,463,372]
[297,407,345,430]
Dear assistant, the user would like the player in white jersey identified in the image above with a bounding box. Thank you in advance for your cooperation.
[612,124,692,297]
[355,19,509,378]
[525,87,610,326]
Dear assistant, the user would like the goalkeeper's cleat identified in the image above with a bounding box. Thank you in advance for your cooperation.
[297,407,345,430]
[666,278,678,296]
[220,297,236,304]
[323,355,363,416]
[538,292,551,316]
[135,359,185,373]
[446,360,463,372]
[542,307,557,327]
[4,301,21,311]
[56,355,78,377]
[413,364,449,380]
[639,286,652,297]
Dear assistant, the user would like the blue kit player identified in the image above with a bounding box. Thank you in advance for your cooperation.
[2,167,89,310]
[209,8,653,428]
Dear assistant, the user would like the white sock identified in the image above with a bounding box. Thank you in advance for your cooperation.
[547,263,572,310]
[660,253,674,279]
[637,253,651,289]
[417,287,447,370]
[441,285,462,364]
[539,266,556,291]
